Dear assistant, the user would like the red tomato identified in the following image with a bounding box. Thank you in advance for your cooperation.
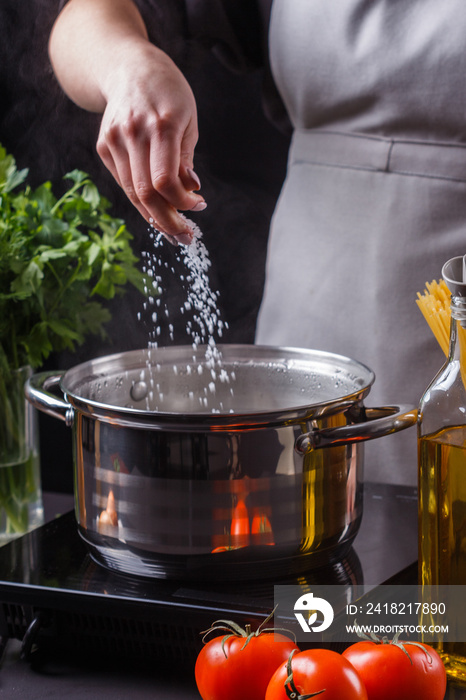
[342,639,447,700]
[195,618,299,700]
[266,648,367,700]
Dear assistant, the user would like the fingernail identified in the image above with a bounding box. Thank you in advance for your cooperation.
[162,233,179,247]
[174,233,193,246]
[191,200,207,212]
[186,168,201,190]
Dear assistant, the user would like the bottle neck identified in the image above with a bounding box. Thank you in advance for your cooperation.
[449,296,466,360]
[451,295,466,321]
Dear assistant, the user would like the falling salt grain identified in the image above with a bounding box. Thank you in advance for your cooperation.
[140,218,235,412]
[219,369,229,383]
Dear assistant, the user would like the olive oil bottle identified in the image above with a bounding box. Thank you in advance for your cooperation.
[418,255,466,684]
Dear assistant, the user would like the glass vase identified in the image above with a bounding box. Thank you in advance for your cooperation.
[0,365,44,543]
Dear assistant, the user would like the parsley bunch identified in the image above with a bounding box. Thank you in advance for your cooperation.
[0,143,144,372]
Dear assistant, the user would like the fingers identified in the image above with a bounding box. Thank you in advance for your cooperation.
[183,167,201,192]
[97,111,206,242]
[97,137,153,222]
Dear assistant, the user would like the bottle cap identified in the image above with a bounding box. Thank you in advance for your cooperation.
[442,255,466,297]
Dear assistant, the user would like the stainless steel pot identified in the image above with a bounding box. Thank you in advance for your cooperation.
[25,345,416,580]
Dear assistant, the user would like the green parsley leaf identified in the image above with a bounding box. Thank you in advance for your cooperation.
[0,143,146,370]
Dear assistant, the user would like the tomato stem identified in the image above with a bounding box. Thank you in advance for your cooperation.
[284,649,326,700]
[200,605,296,658]
[353,622,434,666]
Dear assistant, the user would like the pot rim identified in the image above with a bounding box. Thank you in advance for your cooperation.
[59,344,375,431]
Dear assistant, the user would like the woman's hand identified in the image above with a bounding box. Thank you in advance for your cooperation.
[49,0,206,244]
[97,40,206,242]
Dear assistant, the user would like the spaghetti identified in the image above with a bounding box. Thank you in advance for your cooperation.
[416,279,451,356]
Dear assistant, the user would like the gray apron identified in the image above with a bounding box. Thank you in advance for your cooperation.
[256,0,466,484]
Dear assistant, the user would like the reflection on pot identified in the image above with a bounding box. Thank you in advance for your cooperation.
[75,413,363,581]
[300,412,361,554]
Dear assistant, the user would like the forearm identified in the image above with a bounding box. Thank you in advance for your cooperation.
[49,0,206,239]
[49,0,150,112]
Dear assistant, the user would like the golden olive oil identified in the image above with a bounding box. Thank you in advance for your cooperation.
[419,426,466,683]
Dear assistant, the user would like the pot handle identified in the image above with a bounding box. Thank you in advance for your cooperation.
[295,404,418,455]
[25,371,74,427]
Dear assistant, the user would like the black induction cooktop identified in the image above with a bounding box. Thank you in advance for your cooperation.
[0,483,418,668]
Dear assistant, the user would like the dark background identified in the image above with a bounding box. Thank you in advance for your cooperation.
[0,0,290,492]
